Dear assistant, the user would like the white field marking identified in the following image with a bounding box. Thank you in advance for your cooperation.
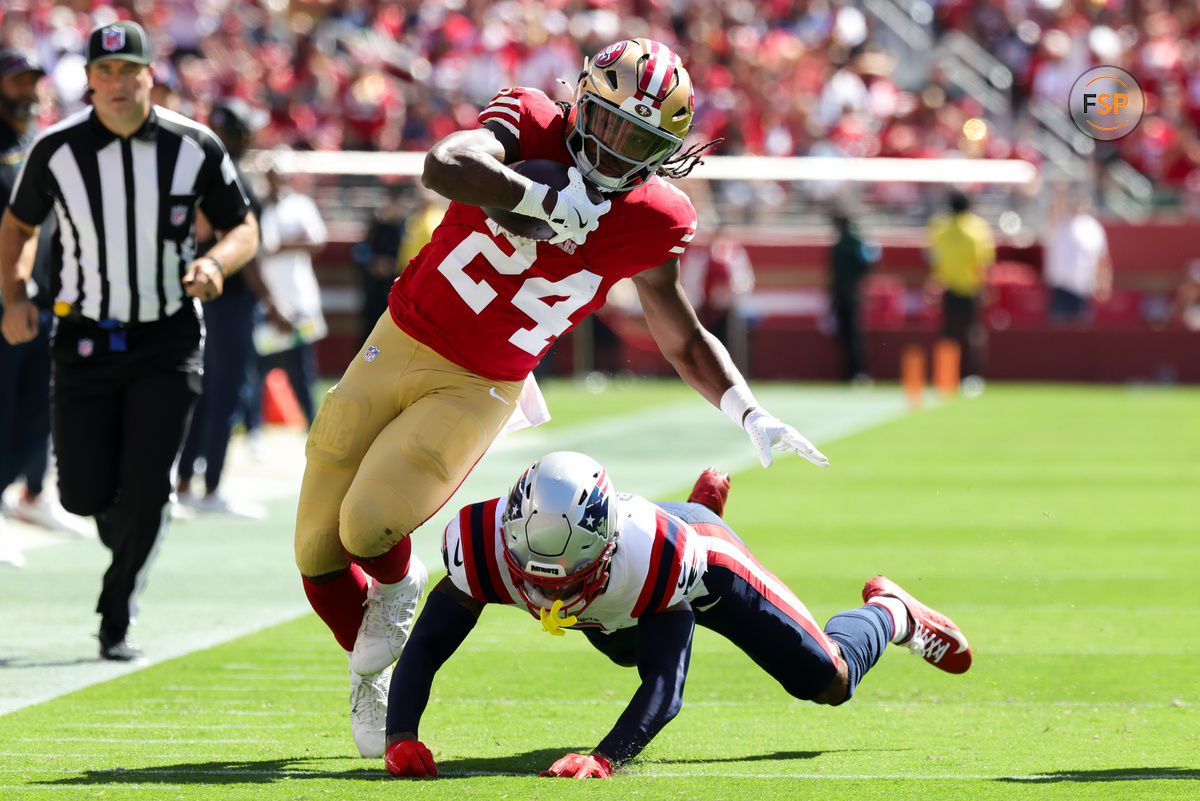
[95,696,1196,711]
[3,770,1193,782]
[286,696,1189,709]
[215,670,335,679]
[0,387,908,718]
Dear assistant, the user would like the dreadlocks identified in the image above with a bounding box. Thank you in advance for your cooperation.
[657,138,724,180]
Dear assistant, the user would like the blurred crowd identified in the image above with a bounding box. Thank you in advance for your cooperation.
[3,0,1200,217]
[938,0,1200,194]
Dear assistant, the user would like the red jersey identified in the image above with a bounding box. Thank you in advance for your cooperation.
[388,88,697,381]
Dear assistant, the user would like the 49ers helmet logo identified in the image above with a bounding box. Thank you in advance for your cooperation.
[593,42,627,68]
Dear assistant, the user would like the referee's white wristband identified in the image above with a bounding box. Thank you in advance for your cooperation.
[720,384,759,430]
[511,177,550,220]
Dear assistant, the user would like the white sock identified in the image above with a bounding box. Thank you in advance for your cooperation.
[373,579,407,599]
[868,596,911,643]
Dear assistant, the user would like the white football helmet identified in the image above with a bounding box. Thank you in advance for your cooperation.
[501,451,620,616]
[567,38,695,192]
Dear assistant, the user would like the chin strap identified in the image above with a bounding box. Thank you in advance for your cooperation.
[539,599,577,636]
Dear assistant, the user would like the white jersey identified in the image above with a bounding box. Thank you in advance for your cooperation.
[441,493,707,633]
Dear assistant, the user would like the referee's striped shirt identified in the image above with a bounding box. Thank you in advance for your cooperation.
[7,105,250,324]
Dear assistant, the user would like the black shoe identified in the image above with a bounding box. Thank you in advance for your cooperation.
[99,635,145,662]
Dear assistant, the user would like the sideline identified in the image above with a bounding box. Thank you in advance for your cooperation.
[0,384,911,716]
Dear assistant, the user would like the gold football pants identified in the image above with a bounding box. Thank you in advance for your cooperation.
[294,314,524,577]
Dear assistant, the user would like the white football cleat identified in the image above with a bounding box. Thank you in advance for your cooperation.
[349,662,392,758]
[349,555,428,676]
[191,492,267,520]
[0,518,25,568]
[9,492,94,538]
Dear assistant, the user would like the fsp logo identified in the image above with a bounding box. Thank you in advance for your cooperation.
[1083,91,1127,115]
[1069,66,1144,141]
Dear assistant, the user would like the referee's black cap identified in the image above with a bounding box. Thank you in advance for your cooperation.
[86,21,152,67]
[0,47,45,78]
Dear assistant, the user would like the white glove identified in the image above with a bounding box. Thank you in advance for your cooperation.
[743,409,829,469]
[544,167,610,245]
[511,167,610,245]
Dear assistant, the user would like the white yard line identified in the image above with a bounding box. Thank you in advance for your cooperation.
[0,770,1191,782]
[0,385,909,717]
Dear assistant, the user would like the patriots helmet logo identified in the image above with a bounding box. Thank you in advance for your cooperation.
[578,483,610,537]
[503,468,531,527]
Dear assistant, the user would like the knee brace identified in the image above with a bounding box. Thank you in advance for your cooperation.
[306,385,371,469]
[340,477,414,558]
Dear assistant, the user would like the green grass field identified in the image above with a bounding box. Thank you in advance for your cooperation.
[2,381,1198,800]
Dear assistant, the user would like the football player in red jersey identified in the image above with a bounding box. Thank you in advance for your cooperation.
[382,453,973,779]
[295,39,831,758]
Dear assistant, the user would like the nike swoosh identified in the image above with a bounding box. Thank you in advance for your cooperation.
[694,598,720,612]
[573,209,586,228]
[453,540,463,567]
[489,387,511,405]
[929,620,969,654]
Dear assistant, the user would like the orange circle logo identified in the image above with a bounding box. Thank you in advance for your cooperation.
[1069,66,1144,141]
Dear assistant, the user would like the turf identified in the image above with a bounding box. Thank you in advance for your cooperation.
[2,382,1198,800]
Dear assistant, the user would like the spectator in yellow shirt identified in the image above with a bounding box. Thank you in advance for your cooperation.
[396,190,446,272]
[926,191,994,389]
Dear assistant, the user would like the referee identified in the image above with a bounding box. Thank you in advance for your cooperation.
[0,21,259,661]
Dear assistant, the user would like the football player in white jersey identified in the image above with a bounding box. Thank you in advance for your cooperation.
[382,452,973,779]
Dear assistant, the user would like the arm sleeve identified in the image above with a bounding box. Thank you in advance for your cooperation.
[594,606,695,763]
[385,588,479,737]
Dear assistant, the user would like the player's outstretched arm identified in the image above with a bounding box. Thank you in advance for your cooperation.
[384,578,483,778]
[541,603,695,778]
[633,260,829,468]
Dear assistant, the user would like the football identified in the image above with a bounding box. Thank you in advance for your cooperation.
[483,159,605,241]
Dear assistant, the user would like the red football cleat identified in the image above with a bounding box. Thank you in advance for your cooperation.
[862,575,972,674]
[687,468,730,517]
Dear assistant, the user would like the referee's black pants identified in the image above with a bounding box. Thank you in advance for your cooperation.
[51,308,202,642]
